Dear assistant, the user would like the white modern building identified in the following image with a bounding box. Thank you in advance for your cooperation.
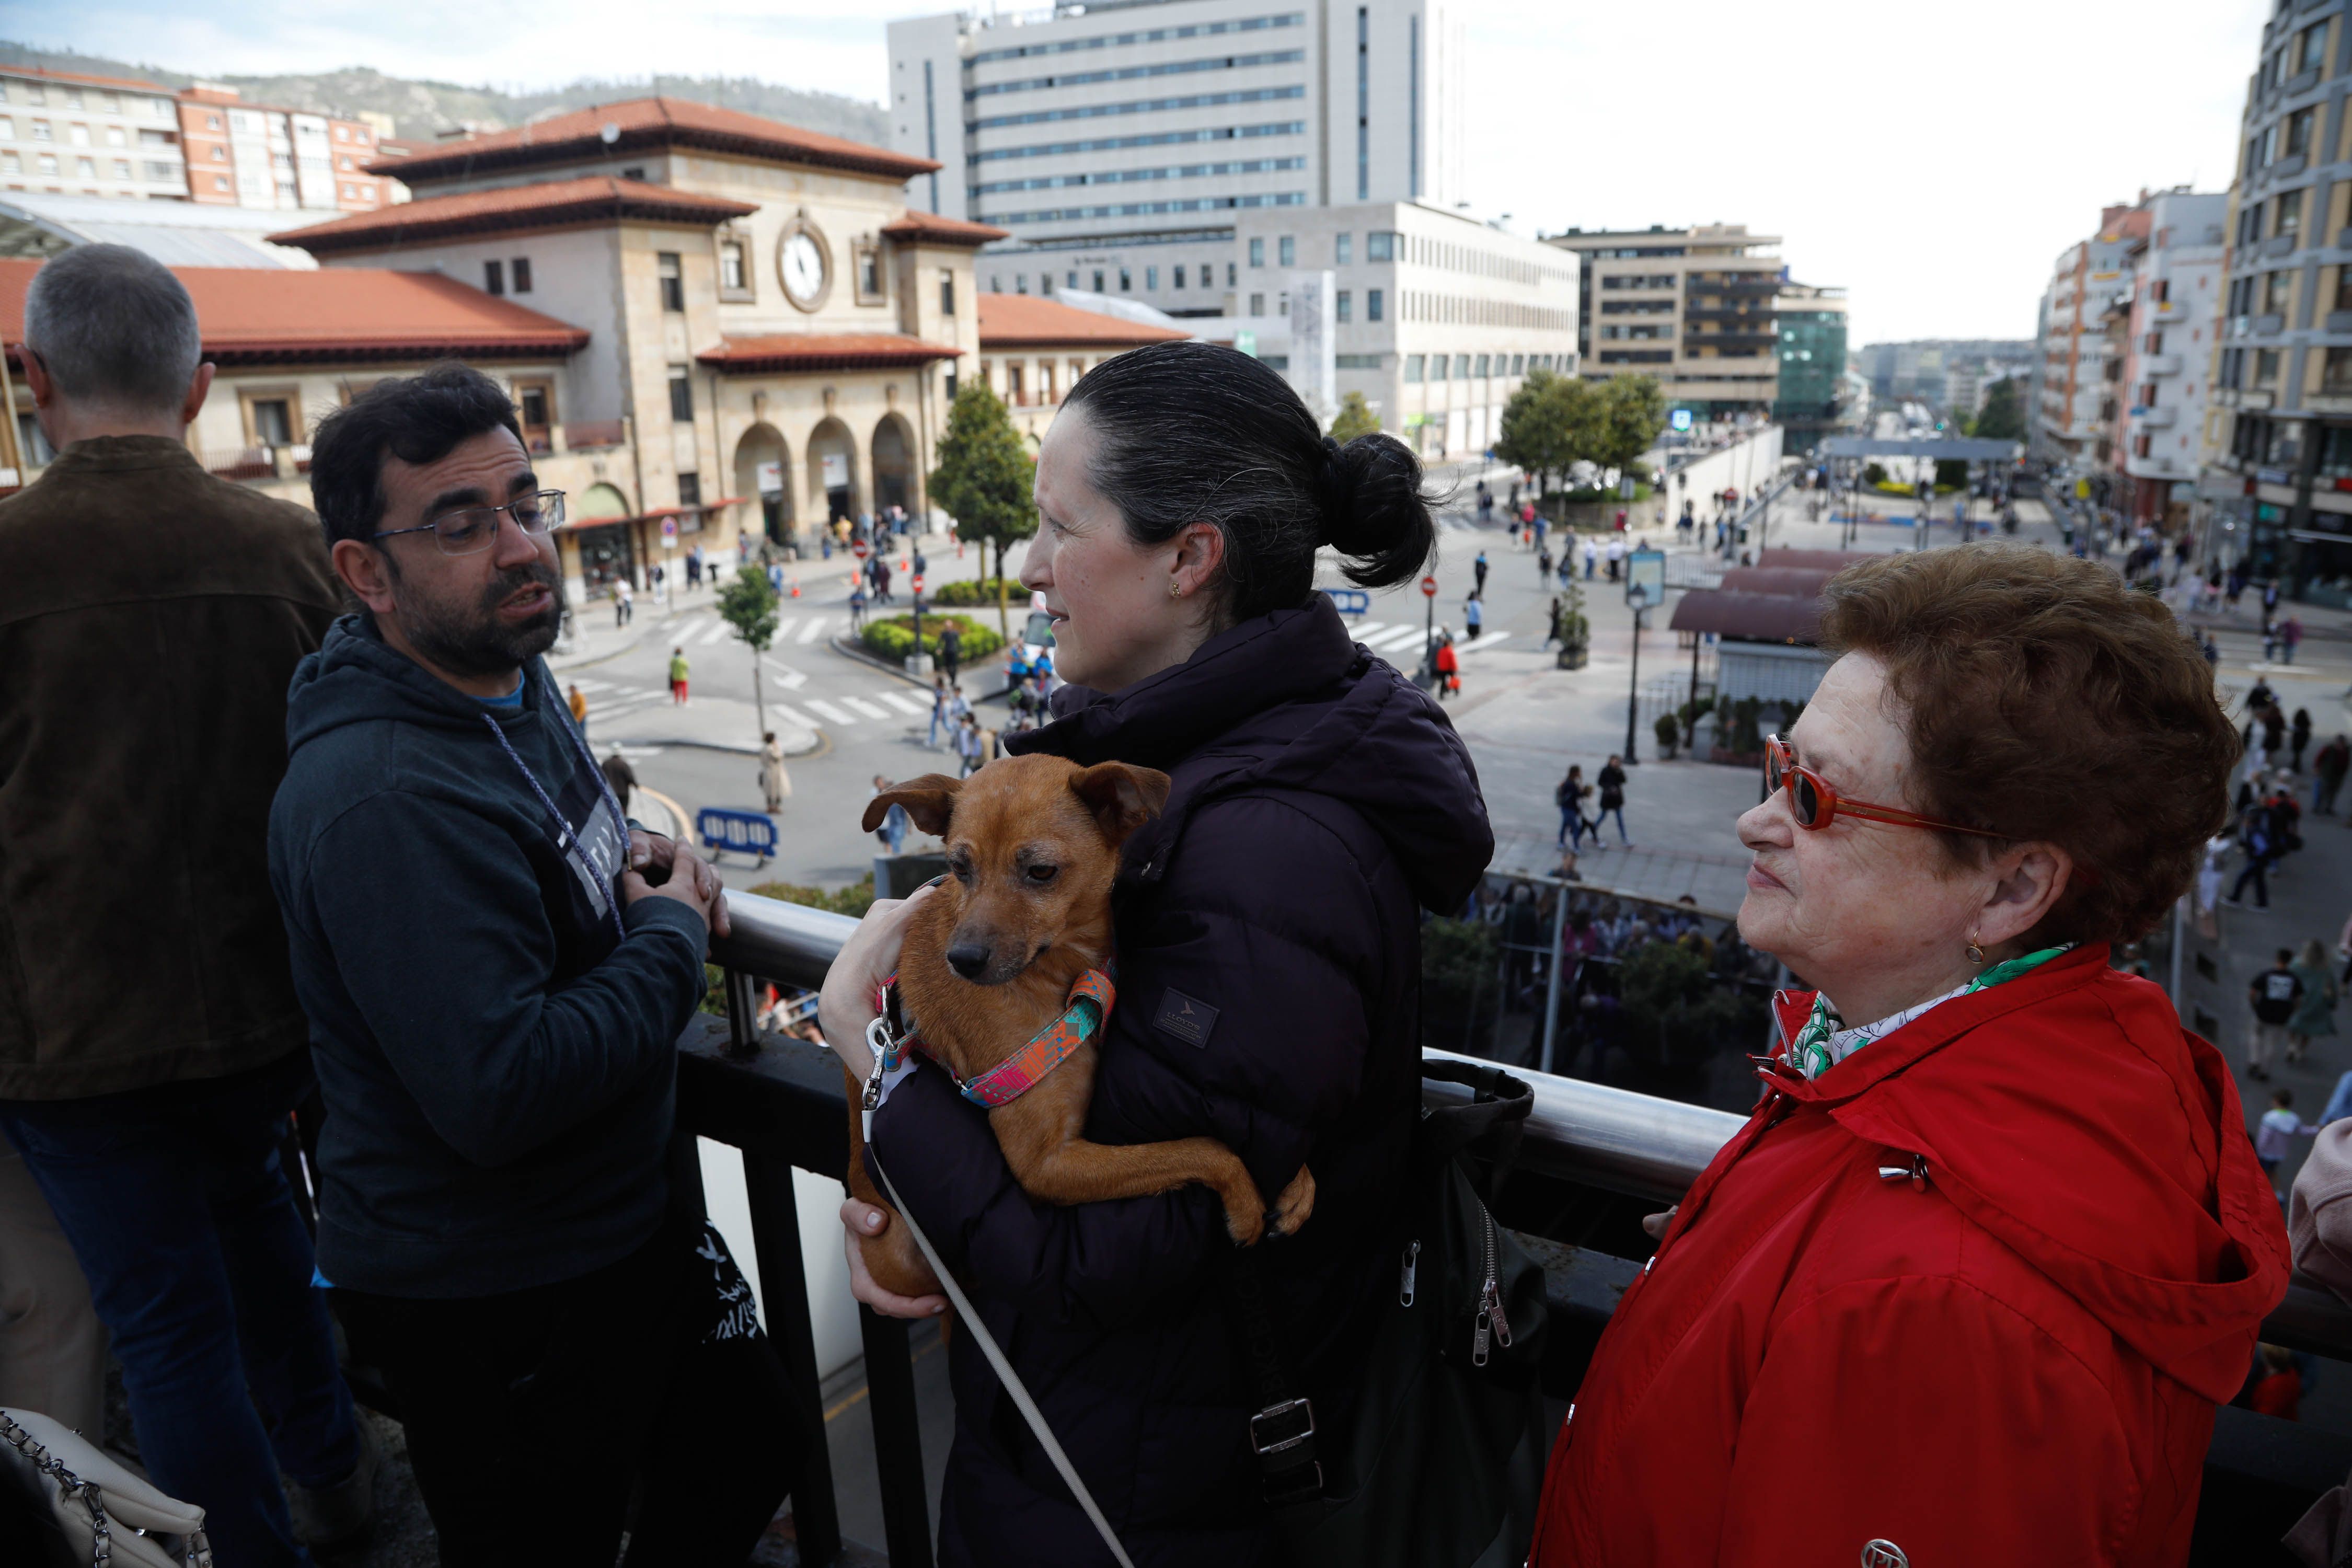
[1175,199,1577,457]
[2111,189,2227,522]
[0,65,187,202]
[887,0,1466,320]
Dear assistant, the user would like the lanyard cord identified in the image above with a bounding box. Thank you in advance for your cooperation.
[478,667,628,942]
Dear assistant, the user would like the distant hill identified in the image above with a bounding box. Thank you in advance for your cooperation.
[0,42,889,147]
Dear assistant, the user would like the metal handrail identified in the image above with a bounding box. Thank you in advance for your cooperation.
[710,890,1745,1202]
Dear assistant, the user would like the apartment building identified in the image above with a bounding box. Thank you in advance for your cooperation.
[0,65,187,201]
[2094,190,2227,526]
[887,0,1465,319]
[2200,0,2352,605]
[1771,281,1848,453]
[1543,223,1781,420]
[178,85,391,213]
[2030,205,2148,463]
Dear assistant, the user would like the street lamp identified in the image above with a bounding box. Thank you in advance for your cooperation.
[1420,572,1438,678]
[1624,590,1648,763]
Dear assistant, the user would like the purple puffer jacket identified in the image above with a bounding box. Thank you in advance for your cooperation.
[868,595,1492,1566]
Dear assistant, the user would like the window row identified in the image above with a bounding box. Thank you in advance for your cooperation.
[0,82,174,119]
[1401,352,1564,383]
[1402,293,1572,331]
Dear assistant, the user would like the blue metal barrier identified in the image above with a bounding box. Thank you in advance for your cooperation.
[697,806,779,864]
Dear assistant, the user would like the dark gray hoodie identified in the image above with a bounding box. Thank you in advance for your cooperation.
[268,615,707,1298]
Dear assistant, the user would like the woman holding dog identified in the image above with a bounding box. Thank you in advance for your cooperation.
[820,340,1489,1565]
[1528,548,2289,1566]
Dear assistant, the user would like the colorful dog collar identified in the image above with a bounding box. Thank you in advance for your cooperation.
[935,969,1116,1109]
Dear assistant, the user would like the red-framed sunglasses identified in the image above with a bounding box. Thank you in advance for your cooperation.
[1764,734,2003,838]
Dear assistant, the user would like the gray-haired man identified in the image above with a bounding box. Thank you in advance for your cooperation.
[0,245,373,1563]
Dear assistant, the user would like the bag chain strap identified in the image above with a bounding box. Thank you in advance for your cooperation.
[0,1411,215,1568]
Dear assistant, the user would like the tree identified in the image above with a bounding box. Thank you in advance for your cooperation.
[1592,376,1668,480]
[1328,389,1380,443]
[714,563,780,747]
[928,379,1038,639]
[1972,377,2024,443]
[1494,367,1605,498]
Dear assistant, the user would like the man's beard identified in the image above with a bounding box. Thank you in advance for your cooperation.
[388,555,567,679]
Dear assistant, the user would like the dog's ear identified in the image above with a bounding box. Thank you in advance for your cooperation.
[1069,763,1172,847]
[863,774,963,836]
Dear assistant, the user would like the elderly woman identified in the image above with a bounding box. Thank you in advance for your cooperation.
[1531,547,2289,1566]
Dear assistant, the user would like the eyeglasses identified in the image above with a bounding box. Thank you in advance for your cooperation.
[1764,734,2002,839]
[374,490,566,556]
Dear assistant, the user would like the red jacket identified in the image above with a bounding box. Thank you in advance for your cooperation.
[1530,944,2288,1567]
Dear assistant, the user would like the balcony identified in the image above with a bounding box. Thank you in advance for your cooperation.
[560,418,630,451]
[2267,233,2301,258]
[2256,313,2287,335]
[619,888,2352,1564]
[2145,354,2183,376]
[2137,406,2178,429]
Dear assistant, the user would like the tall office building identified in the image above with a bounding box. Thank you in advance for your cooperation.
[0,65,187,202]
[887,0,1465,318]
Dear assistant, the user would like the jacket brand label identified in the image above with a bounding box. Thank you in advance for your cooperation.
[1155,988,1218,1048]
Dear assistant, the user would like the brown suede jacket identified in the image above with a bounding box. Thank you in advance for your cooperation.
[0,435,339,1099]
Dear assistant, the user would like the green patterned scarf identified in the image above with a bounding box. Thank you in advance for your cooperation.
[1785,946,2073,1081]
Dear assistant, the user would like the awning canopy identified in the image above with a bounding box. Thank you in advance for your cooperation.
[1667,589,1822,644]
[1817,436,2022,460]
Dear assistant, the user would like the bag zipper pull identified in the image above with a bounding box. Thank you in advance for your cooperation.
[1485,1284,1514,1349]
[1399,1240,1420,1307]
[1472,1303,1492,1367]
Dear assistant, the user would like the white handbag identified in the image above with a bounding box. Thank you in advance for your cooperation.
[0,1408,211,1567]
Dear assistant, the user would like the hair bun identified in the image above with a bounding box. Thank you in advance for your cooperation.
[1324,431,1437,591]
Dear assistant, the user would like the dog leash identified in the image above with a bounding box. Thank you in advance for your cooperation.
[864,1150,1139,1568]
[858,981,1137,1567]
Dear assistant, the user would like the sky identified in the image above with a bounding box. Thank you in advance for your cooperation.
[6,0,2275,345]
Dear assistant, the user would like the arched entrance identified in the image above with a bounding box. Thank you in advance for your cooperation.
[733,423,791,545]
[871,413,915,517]
[571,481,637,591]
[808,417,858,523]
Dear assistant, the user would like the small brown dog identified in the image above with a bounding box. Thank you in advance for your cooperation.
[846,754,1314,1299]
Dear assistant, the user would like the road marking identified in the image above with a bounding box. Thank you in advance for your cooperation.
[771,616,798,639]
[802,698,855,726]
[877,691,929,715]
[770,702,818,731]
[844,697,893,721]
[796,617,828,645]
[1361,624,1427,651]
[1456,630,1513,655]
[571,677,617,693]
[696,618,733,647]
[762,659,809,690]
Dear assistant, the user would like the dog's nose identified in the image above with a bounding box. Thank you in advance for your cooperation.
[946,942,991,980]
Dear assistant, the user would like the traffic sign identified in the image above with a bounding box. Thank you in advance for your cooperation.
[851,539,870,560]
[1626,547,1665,609]
[1420,574,1438,598]
[1320,586,1370,615]
[913,574,926,595]
[660,516,678,545]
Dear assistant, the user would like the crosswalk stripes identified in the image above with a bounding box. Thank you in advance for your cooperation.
[875,690,929,716]
[768,702,818,732]
[801,698,854,727]
[842,697,894,721]
[795,618,828,645]
[695,618,733,647]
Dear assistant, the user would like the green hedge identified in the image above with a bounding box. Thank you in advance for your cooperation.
[862,612,1005,662]
[927,576,1020,608]
[1559,482,1653,504]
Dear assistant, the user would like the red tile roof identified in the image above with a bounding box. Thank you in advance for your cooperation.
[269,176,756,255]
[0,259,590,366]
[976,294,1191,350]
[697,334,963,374]
[370,96,939,186]
[0,63,172,96]
[880,212,1009,249]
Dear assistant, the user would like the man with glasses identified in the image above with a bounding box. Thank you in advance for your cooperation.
[269,364,798,1563]
[0,245,366,1566]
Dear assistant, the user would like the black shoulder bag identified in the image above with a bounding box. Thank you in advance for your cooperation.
[1227,1058,1550,1568]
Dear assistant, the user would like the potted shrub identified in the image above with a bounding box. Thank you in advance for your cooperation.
[1555,580,1590,670]
[1654,711,1682,760]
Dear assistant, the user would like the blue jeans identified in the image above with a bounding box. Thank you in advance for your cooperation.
[1599,805,1629,844]
[2231,856,2272,908]
[1,1053,358,1568]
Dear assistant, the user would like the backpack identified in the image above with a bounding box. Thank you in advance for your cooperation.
[1227,1059,1549,1568]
